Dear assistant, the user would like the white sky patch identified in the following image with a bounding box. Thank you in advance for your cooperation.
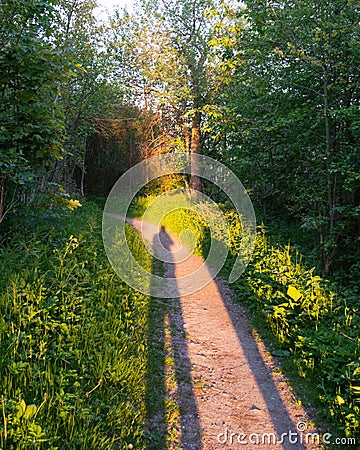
[94,0,134,21]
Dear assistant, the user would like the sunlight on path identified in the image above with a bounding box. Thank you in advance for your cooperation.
[129,218,320,450]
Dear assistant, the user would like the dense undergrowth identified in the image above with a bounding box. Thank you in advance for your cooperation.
[234,232,360,440]
[132,194,360,441]
[0,201,151,449]
[2,193,359,447]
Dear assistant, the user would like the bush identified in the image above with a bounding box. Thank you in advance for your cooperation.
[230,230,360,438]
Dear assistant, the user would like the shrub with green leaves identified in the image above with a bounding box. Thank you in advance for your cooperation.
[230,229,360,438]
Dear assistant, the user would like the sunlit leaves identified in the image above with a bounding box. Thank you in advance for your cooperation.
[209,0,360,275]
[0,0,67,220]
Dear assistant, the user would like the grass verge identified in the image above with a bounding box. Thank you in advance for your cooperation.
[227,229,360,443]
[0,201,151,449]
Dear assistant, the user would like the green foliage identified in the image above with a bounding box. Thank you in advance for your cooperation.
[0,0,123,218]
[0,0,65,163]
[52,0,124,193]
[0,0,67,220]
[109,0,229,186]
[0,202,151,449]
[228,228,360,438]
[207,0,360,276]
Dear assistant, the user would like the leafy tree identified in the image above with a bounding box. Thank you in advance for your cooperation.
[110,0,227,190]
[210,0,360,275]
[0,0,65,221]
[0,0,123,217]
[51,0,123,194]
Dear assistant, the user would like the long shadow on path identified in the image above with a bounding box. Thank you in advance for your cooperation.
[206,272,311,449]
[171,249,315,449]
[145,226,202,449]
[126,216,316,449]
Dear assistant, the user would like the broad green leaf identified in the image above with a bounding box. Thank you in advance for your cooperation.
[287,286,302,301]
[24,404,37,419]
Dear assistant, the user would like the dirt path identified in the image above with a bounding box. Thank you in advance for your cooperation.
[123,217,322,449]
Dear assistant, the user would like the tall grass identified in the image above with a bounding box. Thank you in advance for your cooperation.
[0,202,151,449]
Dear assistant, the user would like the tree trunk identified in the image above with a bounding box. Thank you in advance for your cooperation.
[80,138,86,196]
[0,178,5,223]
[183,119,191,153]
[189,110,202,191]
